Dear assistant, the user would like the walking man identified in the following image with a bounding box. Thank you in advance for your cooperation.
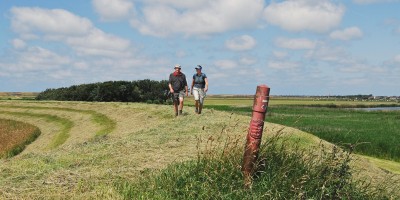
[169,64,188,116]
[191,65,208,114]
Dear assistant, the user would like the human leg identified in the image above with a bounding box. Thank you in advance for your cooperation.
[178,90,185,115]
[173,93,179,116]
[198,89,206,114]
[193,88,200,113]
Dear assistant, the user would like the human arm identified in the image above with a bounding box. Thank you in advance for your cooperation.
[168,83,174,93]
[204,78,208,92]
[190,78,195,95]
[183,74,189,96]
[168,74,174,93]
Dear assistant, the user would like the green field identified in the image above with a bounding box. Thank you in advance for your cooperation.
[203,96,400,106]
[0,92,38,100]
[200,97,400,162]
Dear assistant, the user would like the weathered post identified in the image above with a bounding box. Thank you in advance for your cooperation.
[242,84,270,188]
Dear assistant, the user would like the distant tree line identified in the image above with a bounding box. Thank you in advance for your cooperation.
[36,80,170,103]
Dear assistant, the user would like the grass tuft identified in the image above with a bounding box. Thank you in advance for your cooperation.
[114,133,395,199]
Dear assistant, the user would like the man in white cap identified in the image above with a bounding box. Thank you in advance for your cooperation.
[168,64,188,116]
[190,65,208,114]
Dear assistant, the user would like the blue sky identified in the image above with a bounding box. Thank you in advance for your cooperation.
[1,0,400,95]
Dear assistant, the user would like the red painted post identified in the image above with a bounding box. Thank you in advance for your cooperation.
[242,84,270,188]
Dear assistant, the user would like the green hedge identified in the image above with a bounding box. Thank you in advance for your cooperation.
[36,79,170,103]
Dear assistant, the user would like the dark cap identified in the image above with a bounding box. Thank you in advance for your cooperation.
[195,65,202,70]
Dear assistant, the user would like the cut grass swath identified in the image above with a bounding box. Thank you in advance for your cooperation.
[0,105,116,137]
[0,118,41,158]
[1,111,72,149]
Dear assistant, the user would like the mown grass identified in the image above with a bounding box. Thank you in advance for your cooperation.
[0,105,116,137]
[114,134,397,199]
[1,111,73,149]
[206,105,400,162]
[0,118,41,158]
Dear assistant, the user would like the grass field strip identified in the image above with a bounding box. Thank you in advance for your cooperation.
[0,105,116,136]
[0,113,62,154]
[0,111,72,149]
[0,118,40,158]
[0,105,116,154]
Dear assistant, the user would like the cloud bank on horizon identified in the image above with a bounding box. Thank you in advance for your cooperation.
[0,0,399,95]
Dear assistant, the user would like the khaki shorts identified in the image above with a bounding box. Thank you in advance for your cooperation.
[193,87,206,102]
[172,90,185,103]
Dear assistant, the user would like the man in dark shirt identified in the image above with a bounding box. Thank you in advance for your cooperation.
[168,64,188,116]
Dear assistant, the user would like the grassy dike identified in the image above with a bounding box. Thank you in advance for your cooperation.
[0,101,399,199]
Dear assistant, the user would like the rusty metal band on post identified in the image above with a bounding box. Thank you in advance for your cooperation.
[242,84,270,188]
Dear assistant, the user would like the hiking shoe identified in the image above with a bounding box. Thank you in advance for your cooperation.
[179,110,183,115]
[195,108,198,113]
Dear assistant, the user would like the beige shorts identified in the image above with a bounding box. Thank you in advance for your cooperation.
[193,87,206,102]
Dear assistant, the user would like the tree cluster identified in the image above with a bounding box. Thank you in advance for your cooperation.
[36,80,170,104]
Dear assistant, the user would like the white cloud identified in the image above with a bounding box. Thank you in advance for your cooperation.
[338,62,369,73]
[66,29,131,57]
[214,59,238,70]
[139,0,206,8]
[275,37,317,50]
[239,56,257,65]
[130,0,265,37]
[225,35,256,51]
[4,6,172,84]
[330,27,363,40]
[394,54,400,63]
[305,44,348,62]
[272,51,288,59]
[49,69,73,79]
[11,38,26,49]
[264,0,345,33]
[10,7,131,58]
[73,61,89,70]
[353,0,400,4]
[92,0,134,21]
[267,60,299,70]
[11,7,93,37]
[1,46,71,73]
[175,50,186,58]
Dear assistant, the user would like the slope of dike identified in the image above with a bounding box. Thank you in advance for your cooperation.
[0,101,398,199]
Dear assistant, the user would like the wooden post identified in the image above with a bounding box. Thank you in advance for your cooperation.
[242,84,270,188]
